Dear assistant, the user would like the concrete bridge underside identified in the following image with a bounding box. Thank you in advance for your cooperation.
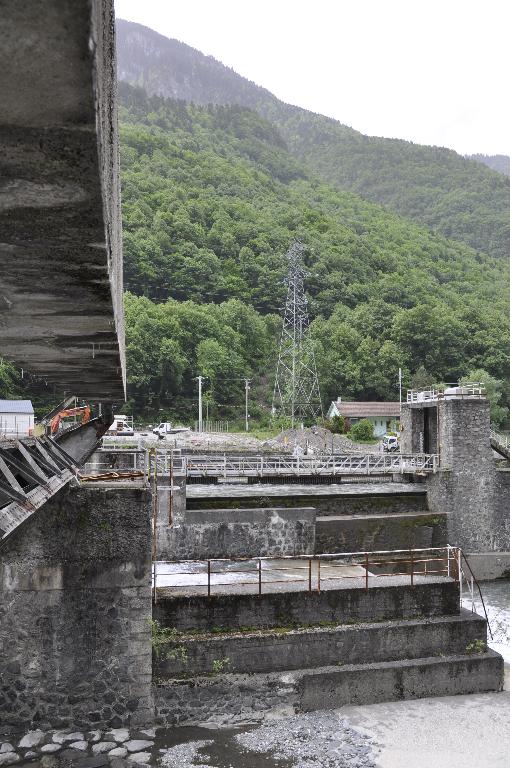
[0,0,125,400]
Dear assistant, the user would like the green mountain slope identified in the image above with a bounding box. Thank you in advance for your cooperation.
[116,19,510,262]
[469,154,510,178]
[119,84,510,419]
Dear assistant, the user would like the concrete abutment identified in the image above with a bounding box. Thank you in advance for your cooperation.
[0,482,152,735]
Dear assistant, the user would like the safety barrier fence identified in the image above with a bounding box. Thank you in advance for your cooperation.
[153,545,456,600]
[490,429,510,451]
[152,546,492,637]
[407,382,486,403]
[183,452,439,477]
[85,449,440,480]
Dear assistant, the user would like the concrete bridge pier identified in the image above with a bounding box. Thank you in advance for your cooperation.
[0,480,152,734]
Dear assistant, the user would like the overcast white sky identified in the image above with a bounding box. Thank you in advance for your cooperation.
[115,0,510,156]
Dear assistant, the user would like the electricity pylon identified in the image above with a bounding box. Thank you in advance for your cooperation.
[272,241,323,428]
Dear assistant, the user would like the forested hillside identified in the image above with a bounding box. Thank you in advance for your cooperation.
[119,84,510,421]
[116,19,510,262]
[469,154,510,178]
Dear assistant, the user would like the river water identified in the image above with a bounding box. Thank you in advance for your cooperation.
[464,578,510,663]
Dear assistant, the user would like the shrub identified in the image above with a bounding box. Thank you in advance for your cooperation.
[349,419,374,442]
[330,414,345,434]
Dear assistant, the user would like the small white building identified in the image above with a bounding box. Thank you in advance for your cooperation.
[0,400,35,438]
[327,398,400,437]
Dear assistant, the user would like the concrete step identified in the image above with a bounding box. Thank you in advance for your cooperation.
[298,650,504,710]
[154,650,504,726]
[154,609,486,678]
[186,483,428,518]
[153,578,459,632]
[315,511,447,553]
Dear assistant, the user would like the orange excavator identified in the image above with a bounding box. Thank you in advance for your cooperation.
[50,405,91,435]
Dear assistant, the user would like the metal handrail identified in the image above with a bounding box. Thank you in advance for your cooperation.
[182,452,439,477]
[490,428,509,450]
[407,382,486,403]
[153,546,458,602]
[454,546,493,640]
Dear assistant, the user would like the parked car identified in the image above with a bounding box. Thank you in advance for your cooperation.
[382,434,399,453]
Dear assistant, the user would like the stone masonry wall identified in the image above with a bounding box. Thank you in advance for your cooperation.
[0,482,152,735]
[424,399,507,551]
[156,507,316,561]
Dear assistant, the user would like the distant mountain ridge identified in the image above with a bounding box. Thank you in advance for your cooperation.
[468,154,510,177]
[116,18,510,261]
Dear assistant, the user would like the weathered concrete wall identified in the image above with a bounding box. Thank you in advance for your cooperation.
[155,611,486,678]
[153,650,503,725]
[157,507,315,560]
[0,482,152,735]
[0,0,125,398]
[310,492,428,517]
[315,512,447,554]
[154,580,460,632]
[424,400,505,552]
[298,651,503,711]
[400,406,425,454]
[187,490,427,516]
[402,398,510,573]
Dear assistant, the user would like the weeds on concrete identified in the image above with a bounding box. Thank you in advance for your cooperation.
[150,619,188,663]
[465,639,487,654]
[211,657,231,674]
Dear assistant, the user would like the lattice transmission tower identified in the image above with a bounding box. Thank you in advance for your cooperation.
[272,241,323,427]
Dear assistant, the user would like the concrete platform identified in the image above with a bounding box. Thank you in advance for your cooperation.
[186,483,428,518]
[298,651,504,710]
[155,609,487,678]
[153,577,459,631]
[187,482,426,500]
[154,651,504,725]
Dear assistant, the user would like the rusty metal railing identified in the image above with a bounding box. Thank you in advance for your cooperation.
[152,546,460,602]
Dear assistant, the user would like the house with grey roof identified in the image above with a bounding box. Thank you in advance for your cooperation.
[327,398,401,437]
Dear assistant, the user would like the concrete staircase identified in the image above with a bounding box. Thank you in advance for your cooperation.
[152,578,503,725]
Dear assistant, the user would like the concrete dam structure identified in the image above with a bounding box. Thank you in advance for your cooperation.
[0,1,505,752]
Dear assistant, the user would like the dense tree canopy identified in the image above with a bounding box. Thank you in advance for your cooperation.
[119,85,510,423]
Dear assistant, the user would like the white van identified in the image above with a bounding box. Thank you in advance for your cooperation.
[382,435,399,453]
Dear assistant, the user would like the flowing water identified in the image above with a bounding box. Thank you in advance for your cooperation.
[464,578,510,663]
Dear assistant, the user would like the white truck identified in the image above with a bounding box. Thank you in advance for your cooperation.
[107,414,134,436]
[152,422,190,438]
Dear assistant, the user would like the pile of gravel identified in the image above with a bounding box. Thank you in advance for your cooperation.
[266,428,381,456]
[160,739,213,767]
[235,712,376,768]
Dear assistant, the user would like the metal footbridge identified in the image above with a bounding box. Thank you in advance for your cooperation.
[490,429,510,461]
[141,451,440,479]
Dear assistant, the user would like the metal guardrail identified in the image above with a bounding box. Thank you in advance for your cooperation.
[194,420,230,433]
[85,450,439,479]
[490,429,509,451]
[152,545,460,601]
[183,452,439,477]
[407,382,486,403]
